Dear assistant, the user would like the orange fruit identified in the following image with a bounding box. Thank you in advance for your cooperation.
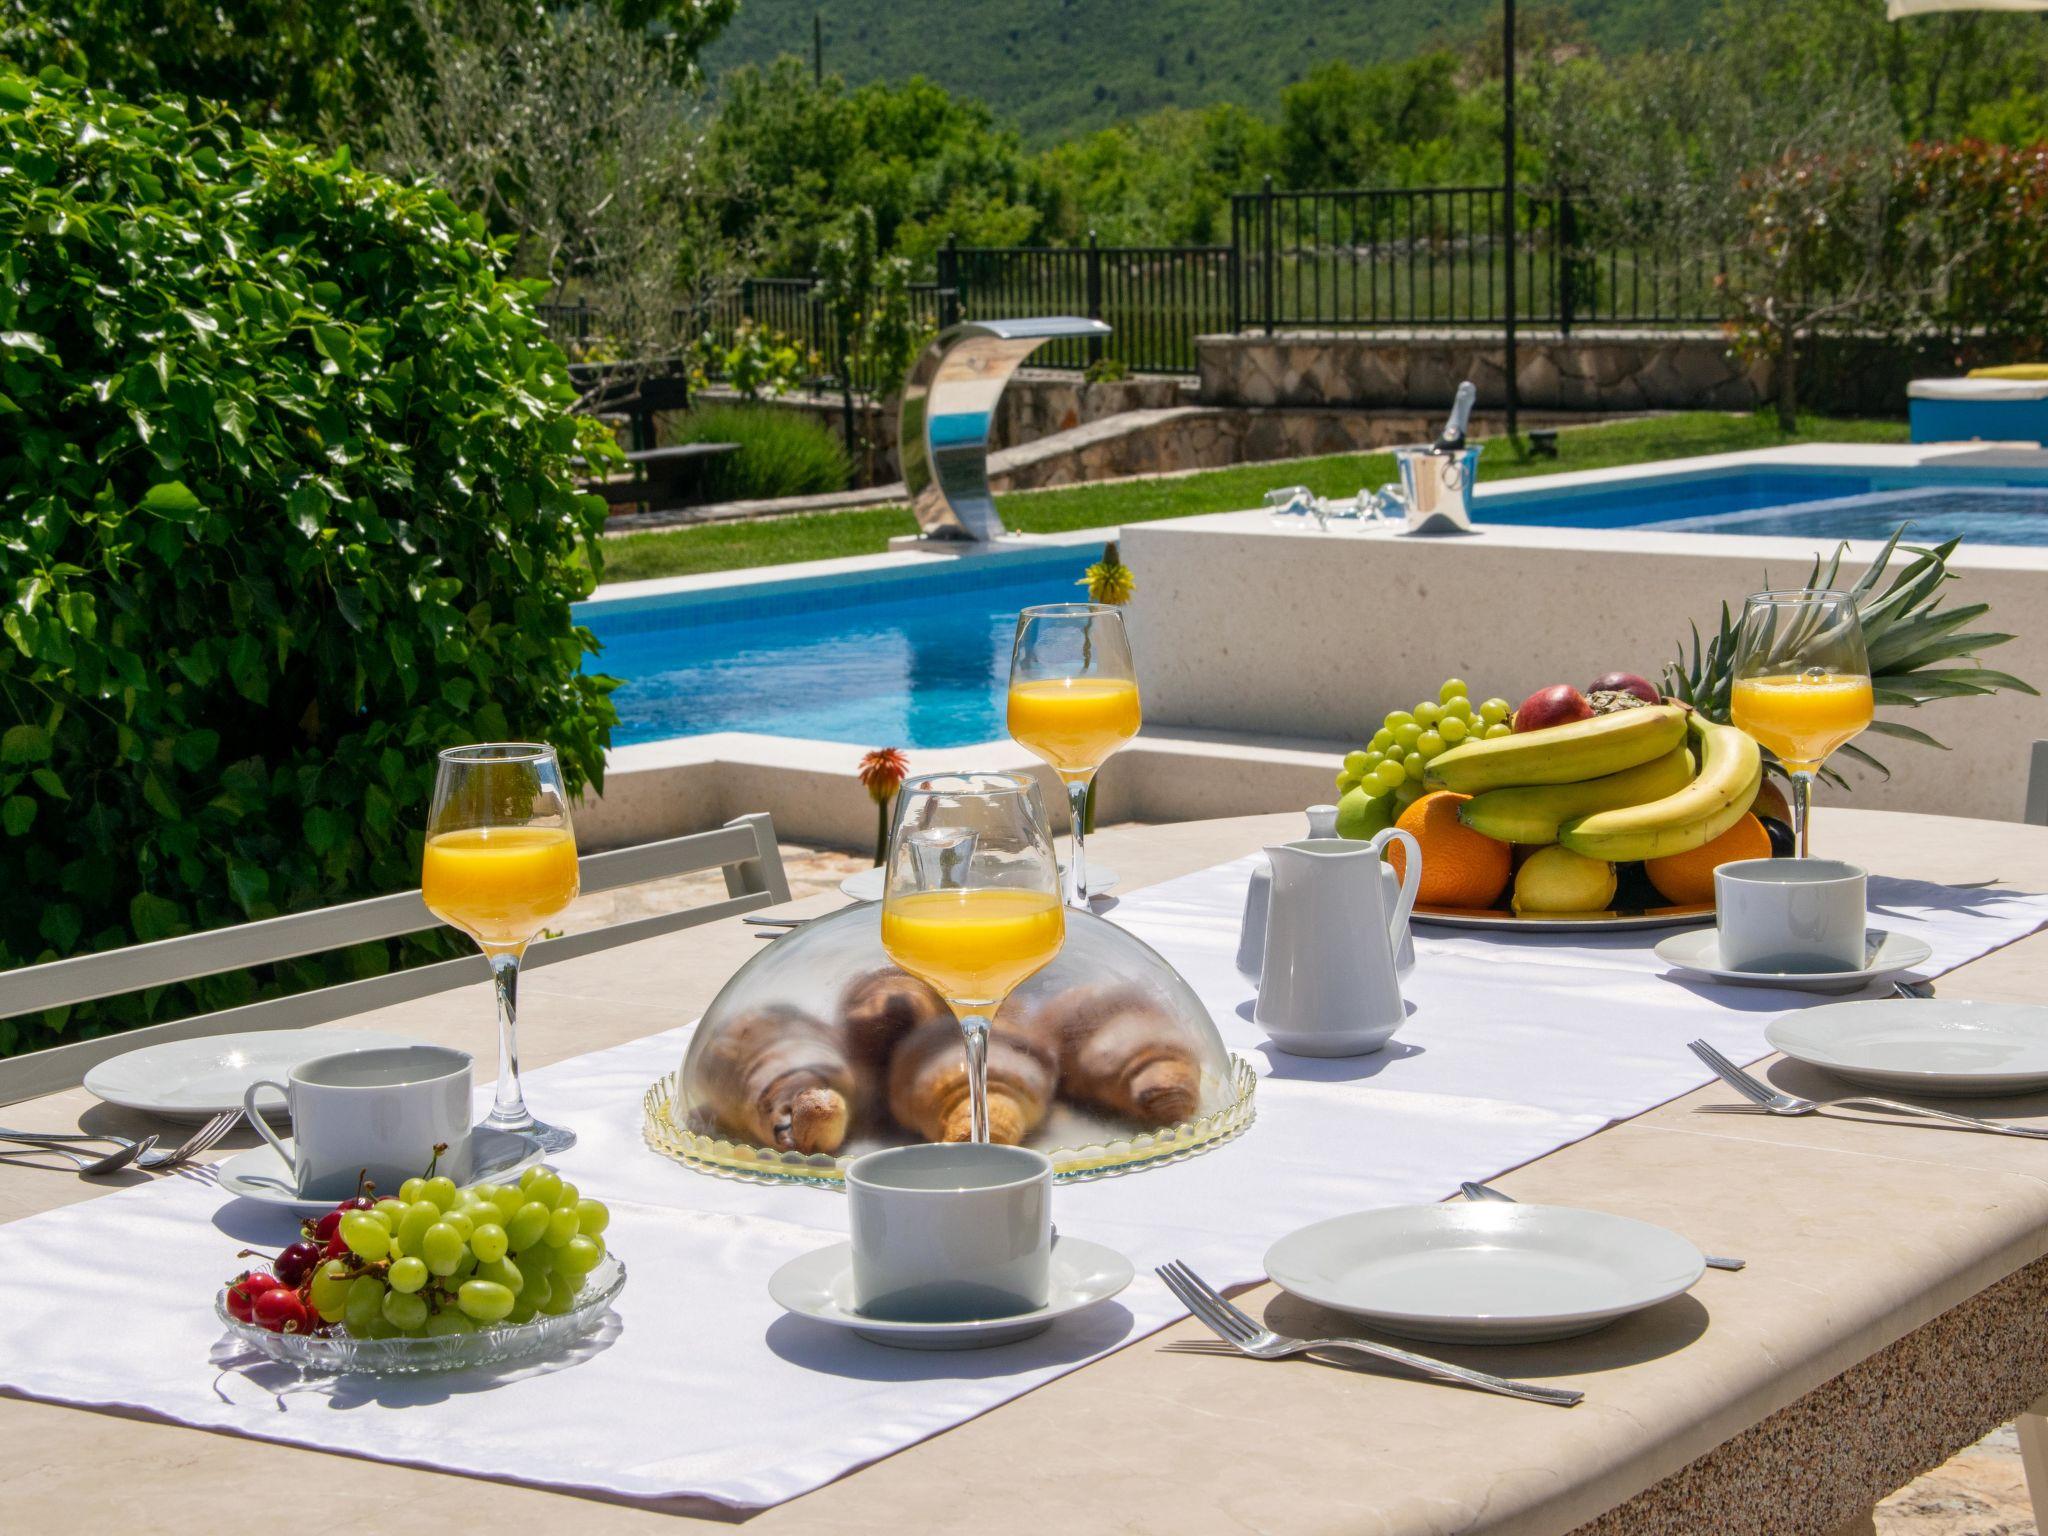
[1644,814,1772,905]
[1390,791,1511,909]
[1751,778,1792,826]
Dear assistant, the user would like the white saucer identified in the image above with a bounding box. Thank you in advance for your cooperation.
[214,1126,546,1213]
[1766,998,2048,1097]
[838,865,1120,904]
[1654,928,1934,994]
[84,1028,420,1122]
[768,1235,1133,1349]
[1265,1202,1704,1345]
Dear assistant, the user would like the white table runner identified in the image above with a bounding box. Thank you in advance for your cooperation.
[1,860,2045,1509]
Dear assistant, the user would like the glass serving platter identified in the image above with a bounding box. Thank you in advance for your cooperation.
[214,1254,626,1375]
[643,1058,1258,1187]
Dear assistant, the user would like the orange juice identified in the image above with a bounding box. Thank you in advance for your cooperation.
[1007,677,1141,780]
[1730,672,1874,772]
[422,826,580,950]
[881,887,1066,1010]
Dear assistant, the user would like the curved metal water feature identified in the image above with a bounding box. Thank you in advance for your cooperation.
[899,317,1113,542]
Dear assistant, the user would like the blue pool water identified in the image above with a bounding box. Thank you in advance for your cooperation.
[1477,470,2048,545]
[580,549,1093,749]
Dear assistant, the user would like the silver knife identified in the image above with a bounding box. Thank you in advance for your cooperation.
[1460,1180,1745,1271]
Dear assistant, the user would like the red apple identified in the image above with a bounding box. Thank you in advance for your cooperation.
[1588,671,1660,705]
[1513,685,1595,733]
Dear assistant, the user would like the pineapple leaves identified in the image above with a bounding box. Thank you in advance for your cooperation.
[1862,719,1949,748]
[1669,524,2031,789]
[1832,742,1891,780]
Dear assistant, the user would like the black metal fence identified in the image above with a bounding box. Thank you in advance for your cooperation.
[541,181,1729,386]
[1230,181,1725,333]
[936,239,1236,373]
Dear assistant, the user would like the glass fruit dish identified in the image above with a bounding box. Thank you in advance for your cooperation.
[215,1255,625,1375]
[643,905,1256,1186]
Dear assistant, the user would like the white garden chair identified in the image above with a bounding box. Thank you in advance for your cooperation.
[0,813,790,1106]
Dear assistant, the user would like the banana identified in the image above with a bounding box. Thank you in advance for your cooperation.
[1458,745,1696,845]
[1428,705,1687,793]
[1557,713,1763,863]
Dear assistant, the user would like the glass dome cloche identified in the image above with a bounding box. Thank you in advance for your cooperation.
[643,905,1255,1184]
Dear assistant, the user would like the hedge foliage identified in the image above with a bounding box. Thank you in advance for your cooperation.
[0,70,621,1052]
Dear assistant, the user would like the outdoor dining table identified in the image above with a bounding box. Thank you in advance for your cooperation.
[3,805,2047,1536]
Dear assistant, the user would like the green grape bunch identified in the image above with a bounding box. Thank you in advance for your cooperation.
[1334,680,1515,839]
[222,1164,614,1339]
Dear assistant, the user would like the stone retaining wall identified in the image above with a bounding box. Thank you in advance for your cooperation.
[691,371,1188,484]
[985,405,1601,492]
[1197,329,1964,416]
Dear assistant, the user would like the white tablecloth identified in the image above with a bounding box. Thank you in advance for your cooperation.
[1,859,2044,1509]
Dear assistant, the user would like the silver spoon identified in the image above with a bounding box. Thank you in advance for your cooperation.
[0,1134,157,1176]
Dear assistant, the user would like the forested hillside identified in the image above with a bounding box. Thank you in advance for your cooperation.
[704,0,1701,142]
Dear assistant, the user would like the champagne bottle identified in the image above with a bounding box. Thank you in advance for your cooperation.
[1435,380,1477,454]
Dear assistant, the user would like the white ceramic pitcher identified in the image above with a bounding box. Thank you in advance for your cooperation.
[1237,807,1415,984]
[1256,831,1421,1057]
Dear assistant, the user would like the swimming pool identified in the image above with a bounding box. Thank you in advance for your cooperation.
[1476,469,2048,545]
[580,548,1095,749]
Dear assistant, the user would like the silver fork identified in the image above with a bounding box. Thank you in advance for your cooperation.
[0,1109,237,1171]
[1459,1179,1746,1272]
[133,1110,240,1170]
[1688,1039,2048,1141]
[1155,1260,1583,1408]
[0,1134,157,1176]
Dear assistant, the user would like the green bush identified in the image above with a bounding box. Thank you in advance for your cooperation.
[666,403,852,501]
[0,70,621,1053]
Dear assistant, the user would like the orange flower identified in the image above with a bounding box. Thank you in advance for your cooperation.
[858,748,909,805]
[858,748,910,867]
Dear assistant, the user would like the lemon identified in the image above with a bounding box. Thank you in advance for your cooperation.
[1511,846,1616,915]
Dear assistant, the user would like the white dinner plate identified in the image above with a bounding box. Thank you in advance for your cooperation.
[768,1235,1133,1350]
[839,864,1120,903]
[1654,927,1933,994]
[1765,999,2048,1097]
[83,1028,422,1122]
[214,1126,545,1213]
[1265,1203,1705,1345]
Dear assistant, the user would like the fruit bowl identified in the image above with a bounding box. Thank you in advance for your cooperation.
[1410,901,1713,932]
[645,904,1256,1185]
[216,1255,626,1375]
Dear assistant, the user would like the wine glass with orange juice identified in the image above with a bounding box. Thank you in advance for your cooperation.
[880,772,1064,1144]
[1729,590,1874,859]
[1008,603,1140,909]
[422,743,581,1151]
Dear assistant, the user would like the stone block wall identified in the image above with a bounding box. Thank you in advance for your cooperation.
[1198,330,1772,413]
[689,371,1190,486]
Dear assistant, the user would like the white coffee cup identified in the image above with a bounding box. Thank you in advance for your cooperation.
[1715,857,1868,974]
[846,1143,1052,1323]
[243,1045,474,1200]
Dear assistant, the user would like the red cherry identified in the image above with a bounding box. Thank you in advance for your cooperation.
[340,1196,375,1211]
[313,1210,344,1243]
[253,1286,311,1334]
[322,1236,350,1261]
[274,1241,322,1287]
[226,1271,282,1323]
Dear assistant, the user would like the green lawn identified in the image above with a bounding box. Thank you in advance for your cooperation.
[595,412,1911,586]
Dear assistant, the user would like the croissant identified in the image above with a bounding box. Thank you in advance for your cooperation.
[887,1011,1058,1145]
[837,967,952,1074]
[1040,983,1204,1128]
[693,1005,856,1154]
